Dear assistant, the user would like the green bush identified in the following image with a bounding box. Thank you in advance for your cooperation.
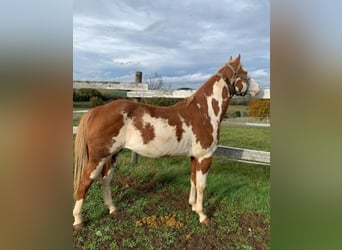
[73,89,103,101]
[89,96,104,107]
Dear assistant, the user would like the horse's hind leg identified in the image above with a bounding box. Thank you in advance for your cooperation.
[102,155,118,215]
[73,158,106,229]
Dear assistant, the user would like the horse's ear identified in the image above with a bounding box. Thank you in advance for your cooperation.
[228,56,233,62]
[233,54,241,66]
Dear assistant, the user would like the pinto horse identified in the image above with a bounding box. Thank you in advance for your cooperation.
[73,55,260,229]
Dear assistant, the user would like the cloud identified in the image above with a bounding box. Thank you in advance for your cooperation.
[73,0,270,89]
[249,69,270,88]
[162,73,213,89]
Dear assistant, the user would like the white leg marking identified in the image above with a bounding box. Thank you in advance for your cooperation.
[189,180,196,207]
[102,168,117,214]
[90,159,105,179]
[73,199,84,226]
[194,170,208,222]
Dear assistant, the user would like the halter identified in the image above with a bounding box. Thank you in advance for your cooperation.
[216,63,251,97]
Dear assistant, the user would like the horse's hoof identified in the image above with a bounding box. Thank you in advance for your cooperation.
[110,210,120,218]
[73,222,84,230]
[200,218,210,226]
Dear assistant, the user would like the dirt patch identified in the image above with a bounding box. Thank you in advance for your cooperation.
[238,211,270,250]
[114,172,157,192]
[158,188,190,211]
[183,211,269,250]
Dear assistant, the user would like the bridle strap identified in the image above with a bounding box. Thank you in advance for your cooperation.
[215,72,236,97]
[225,63,249,81]
[216,63,250,96]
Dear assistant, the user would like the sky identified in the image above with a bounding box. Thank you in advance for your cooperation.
[73,0,270,89]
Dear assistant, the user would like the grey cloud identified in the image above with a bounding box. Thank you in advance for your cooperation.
[74,0,270,89]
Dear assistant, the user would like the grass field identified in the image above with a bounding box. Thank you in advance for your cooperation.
[72,105,270,249]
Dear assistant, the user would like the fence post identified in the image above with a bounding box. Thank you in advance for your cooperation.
[131,71,142,165]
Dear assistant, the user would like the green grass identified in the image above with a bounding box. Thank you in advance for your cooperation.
[73,152,270,249]
[73,101,92,109]
[219,125,270,151]
[228,104,248,113]
[98,89,128,98]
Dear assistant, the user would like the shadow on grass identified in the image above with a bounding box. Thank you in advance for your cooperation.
[206,183,245,218]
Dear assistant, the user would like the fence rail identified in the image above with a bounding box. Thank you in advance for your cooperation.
[73,80,148,91]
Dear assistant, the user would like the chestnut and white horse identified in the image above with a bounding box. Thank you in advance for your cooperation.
[73,55,260,229]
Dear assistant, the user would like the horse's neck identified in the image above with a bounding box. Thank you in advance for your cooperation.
[194,76,229,104]
[191,76,230,123]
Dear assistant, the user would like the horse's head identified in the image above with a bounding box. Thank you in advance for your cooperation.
[217,54,260,97]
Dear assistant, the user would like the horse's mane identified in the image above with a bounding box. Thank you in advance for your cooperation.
[173,95,195,108]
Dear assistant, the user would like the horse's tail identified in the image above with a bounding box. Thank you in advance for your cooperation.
[73,110,92,199]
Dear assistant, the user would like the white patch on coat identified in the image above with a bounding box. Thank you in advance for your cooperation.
[236,80,248,94]
[90,158,106,179]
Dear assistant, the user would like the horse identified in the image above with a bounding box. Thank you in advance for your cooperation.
[73,54,260,229]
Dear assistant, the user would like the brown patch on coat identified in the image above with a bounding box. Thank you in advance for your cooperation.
[142,122,155,144]
[199,157,212,174]
[136,121,155,144]
[219,90,230,122]
[86,105,125,160]
[191,156,213,176]
[186,76,218,149]
[119,103,157,144]
[211,98,219,116]
[190,157,197,185]
[222,85,228,99]
[132,116,156,144]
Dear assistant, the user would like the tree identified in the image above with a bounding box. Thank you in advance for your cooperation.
[144,73,164,90]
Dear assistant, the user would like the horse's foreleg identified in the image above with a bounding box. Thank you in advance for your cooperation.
[102,156,117,215]
[189,157,197,208]
[191,157,212,225]
[73,158,105,230]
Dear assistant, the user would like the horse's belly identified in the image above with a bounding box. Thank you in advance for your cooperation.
[125,134,191,158]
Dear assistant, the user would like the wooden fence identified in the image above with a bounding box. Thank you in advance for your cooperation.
[73,71,270,165]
